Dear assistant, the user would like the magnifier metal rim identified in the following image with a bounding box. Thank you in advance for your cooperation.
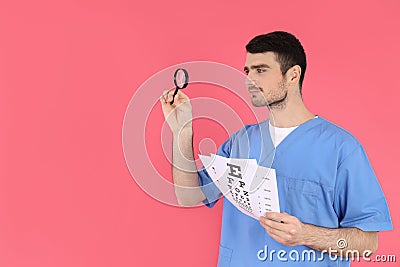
[173,68,189,89]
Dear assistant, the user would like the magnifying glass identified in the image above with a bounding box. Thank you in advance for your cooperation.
[170,68,189,105]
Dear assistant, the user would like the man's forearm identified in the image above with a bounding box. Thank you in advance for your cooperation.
[172,128,206,206]
[261,212,378,258]
[302,224,378,257]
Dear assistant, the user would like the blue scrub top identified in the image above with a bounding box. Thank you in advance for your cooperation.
[198,116,392,267]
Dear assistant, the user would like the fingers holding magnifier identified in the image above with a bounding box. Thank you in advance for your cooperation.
[160,89,191,110]
[160,89,174,103]
[174,90,189,102]
[160,89,187,102]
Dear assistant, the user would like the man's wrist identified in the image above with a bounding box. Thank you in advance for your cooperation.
[173,126,193,138]
[301,223,316,247]
[300,223,339,251]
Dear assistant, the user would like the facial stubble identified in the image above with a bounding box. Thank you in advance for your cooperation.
[251,80,289,110]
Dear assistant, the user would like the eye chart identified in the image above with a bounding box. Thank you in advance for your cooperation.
[199,154,280,220]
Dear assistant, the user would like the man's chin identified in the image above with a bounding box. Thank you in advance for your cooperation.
[251,99,268,107]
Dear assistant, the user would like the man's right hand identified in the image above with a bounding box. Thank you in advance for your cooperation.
[160,89,193,134]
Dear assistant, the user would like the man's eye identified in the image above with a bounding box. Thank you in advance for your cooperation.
[257,69,265,73]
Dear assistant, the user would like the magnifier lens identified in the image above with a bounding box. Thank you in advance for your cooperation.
[174,68,189,89]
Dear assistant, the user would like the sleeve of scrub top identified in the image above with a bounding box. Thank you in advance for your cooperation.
[198,135,233,208]
[333,144,393,231]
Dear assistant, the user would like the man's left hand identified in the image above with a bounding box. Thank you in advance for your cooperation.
[260,212,307,246]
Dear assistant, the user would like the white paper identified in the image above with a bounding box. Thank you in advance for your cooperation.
[199,154,280,220]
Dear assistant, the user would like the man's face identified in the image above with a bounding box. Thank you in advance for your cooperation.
[244,52,288,108]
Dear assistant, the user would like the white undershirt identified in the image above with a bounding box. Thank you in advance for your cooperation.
[269,123,298,147]
[269,116,318,147]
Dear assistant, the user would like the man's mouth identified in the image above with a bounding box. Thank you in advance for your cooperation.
[248,86,263,93]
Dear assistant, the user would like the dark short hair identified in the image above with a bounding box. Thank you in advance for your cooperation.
[246,31,307,90]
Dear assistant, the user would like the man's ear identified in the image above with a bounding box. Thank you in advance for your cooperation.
[287,65,302,86]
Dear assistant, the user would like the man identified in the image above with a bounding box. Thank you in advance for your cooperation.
[160,31,392,266]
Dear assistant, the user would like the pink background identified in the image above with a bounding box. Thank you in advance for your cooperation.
[1,0,399,266]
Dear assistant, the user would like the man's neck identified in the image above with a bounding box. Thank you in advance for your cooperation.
[268,95,315,128]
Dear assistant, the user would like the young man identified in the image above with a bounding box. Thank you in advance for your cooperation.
[160,31,392,266]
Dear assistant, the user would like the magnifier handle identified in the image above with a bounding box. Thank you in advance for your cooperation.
[170,88,179,105]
